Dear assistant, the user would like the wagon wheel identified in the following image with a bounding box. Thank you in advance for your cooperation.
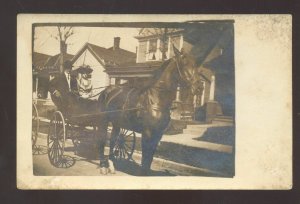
[32,103,39,149]
[47,111,66,167]
[111,128,136,160]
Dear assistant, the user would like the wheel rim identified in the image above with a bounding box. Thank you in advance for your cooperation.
[113,128,136,160]
[32,104,39,148]
[47,111,65,167]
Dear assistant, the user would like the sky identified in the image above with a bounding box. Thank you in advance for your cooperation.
[33,26,140,56]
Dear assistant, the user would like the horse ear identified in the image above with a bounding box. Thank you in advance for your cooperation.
[173,44,181,57]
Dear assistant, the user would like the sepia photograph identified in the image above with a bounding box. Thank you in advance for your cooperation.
[17,14,291,189]
[31,22,235,177]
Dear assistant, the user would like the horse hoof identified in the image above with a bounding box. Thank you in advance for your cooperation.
[108,160,115,174]
[100,167,108,175]
[99,159,109,175]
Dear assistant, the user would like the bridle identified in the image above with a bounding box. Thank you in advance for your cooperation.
[174,56,196,84]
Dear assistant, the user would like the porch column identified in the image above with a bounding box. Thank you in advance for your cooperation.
[171,84,183,120]
[201,81,205,105]
[146,40,150,61]
[193,81,205,108]
[175,85,181,102]
[105,74,110,86]
[167,37,171,58]
[156,38,161,60]
[209,75,215,101]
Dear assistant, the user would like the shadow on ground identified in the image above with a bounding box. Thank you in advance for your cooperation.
[32,145,48,155]
[66,144,175,176]
[113,159,176,176]
[193,126,235,146]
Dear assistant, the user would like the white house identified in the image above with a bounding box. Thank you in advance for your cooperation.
[71,37,136,94]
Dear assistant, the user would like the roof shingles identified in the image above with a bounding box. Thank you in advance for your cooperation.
[85,43,136,67]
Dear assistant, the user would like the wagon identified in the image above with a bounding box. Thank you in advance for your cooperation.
[47,109,136,168]
[32,102,39,149]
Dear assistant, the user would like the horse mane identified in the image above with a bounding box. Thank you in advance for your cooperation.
[149,58,173,83]
[132,58,173,92]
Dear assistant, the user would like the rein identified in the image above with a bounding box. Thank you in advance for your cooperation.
[73,85,109,99]
[174,57,195,84]
[174,58,185,82]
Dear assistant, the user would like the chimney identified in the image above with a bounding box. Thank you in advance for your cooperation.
[113,37,120,50]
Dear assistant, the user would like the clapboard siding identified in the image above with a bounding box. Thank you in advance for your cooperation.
[137,40,147,63]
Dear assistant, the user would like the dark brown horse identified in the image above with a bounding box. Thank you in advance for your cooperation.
[97,46,202,175]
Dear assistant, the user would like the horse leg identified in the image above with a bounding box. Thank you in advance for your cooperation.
[141,129,163,176]
[96,119,110,174]
[109,124,120,161]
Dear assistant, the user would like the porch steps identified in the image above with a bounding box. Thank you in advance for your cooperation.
[212,115,234,125]
[183,125,208,136]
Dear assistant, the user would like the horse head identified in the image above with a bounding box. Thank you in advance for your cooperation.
[173,45,202,95]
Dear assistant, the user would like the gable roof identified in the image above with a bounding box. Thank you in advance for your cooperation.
[136,28,184,40]
[72,42,136,68]
[44,53,74,68]
[33,52,52,69]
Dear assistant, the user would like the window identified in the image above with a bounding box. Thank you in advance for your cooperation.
[148,39,157,53]
[146,38,170,61]
[159,38,168,52]
[160,38,169,59]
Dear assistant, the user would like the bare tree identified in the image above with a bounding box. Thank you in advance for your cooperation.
[49,26,75,72]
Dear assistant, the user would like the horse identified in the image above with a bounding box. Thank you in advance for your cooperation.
[96,46,202,175]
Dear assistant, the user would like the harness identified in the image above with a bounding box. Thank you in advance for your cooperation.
[174,57,185,82]
[174,56,195,83]
[122,88,135,110]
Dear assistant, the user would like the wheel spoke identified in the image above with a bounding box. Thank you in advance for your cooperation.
[120,148,124,159]
[124,143,132,151]
[49,141,55,152]
[48,137,54,145]
[50,141,57,156]
[66,160,71,166]
[123,148,128,159]
[54,115,57,135]
[56,159,61,167]
[122,128,126,135]
[57,140,63,150]
[49,144,55,159]
[110,129,135,160]
[128,132,134,136]
[125,149,130,158]
[52,145,57,163]
[123,132,130,139]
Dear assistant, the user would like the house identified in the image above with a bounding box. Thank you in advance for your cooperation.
[71,38,136,91]
[108,23,234,122]
[33,52,52,71]
[32,51,74,99]
[32,52,52,95]
[43,53,74,71]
